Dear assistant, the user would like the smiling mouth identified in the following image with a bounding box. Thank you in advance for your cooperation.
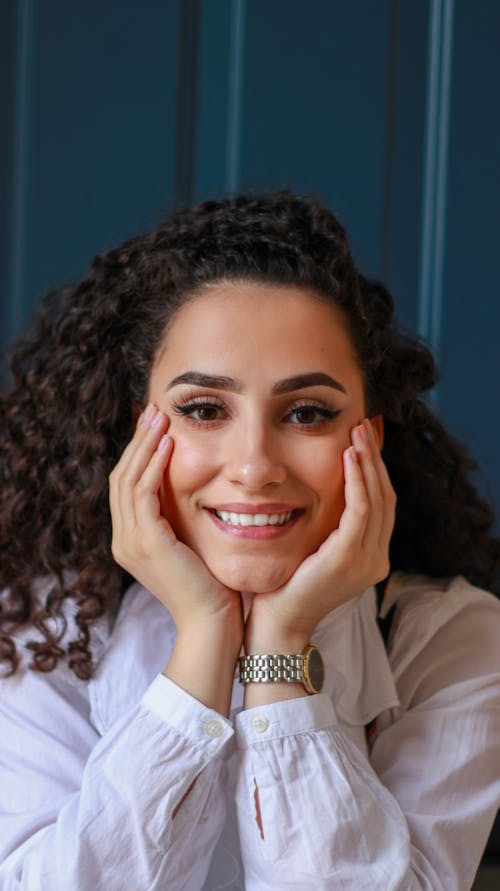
[211,509,302,527]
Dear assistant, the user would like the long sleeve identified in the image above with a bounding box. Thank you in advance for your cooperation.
[234,576,500,890]
[0,669,234,890]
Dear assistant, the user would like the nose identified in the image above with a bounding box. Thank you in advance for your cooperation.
[224,422,287,490]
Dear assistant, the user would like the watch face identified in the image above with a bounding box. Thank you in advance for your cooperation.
[306,646,324,693]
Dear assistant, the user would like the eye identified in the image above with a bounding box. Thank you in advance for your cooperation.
[172,397,228,425]
[286,404,341,427]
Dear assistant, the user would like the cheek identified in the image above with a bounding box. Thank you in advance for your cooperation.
[308,442,347,530]
[158,433,215,522]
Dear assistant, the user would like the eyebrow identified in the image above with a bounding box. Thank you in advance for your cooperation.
[167,370,347,395]
[272,373,347,395]
[167,372,242,392]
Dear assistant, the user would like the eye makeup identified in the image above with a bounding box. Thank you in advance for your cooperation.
[170,391,343,430]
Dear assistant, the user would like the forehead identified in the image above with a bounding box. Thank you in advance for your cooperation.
[155,280,362,387]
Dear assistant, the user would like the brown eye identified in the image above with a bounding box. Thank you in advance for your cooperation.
[195,405,223,421]
[287,405,341,427]
[172,398,228,425]
[295,407,318,424]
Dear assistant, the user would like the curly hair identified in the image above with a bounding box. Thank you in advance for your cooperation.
[1,190,498,680]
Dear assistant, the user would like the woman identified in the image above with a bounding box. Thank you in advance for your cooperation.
[1,191,499,890]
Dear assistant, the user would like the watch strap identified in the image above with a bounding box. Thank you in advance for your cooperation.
[239,652,306,685]
[239,644,324,694]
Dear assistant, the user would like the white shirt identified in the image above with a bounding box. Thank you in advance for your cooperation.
[1,572,499,890]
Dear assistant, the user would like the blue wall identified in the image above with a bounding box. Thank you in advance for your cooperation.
[1,0,499,512]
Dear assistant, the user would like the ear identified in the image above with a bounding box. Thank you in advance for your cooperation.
[370,414,384,451]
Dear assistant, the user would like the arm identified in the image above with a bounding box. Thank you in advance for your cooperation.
[234,595,500,890]
[0,668,233,890]
[1,404,244,889]
[109,403,244,717]
[236,419,500,888]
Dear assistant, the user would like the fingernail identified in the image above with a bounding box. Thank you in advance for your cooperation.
[158,434,171,451]
[149,411,162,428]
[142,403,155,424]
[352,424,366,448]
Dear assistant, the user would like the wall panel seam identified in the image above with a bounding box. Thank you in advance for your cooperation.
[418,0,455,391]
[9,0,34,339]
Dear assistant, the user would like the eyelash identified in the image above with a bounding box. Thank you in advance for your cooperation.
[172,396,227,426]
[171,396,342,429]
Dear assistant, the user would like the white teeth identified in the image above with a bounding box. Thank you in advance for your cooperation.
[214,510,294,527]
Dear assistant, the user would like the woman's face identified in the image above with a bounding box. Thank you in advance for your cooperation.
[148,280,377,593]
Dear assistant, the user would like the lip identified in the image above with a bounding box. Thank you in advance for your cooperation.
[205,505,304,540]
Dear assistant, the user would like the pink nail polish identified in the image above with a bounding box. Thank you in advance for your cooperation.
[149,412,161,428]
[352,425,365,448]
[143,403,155,424]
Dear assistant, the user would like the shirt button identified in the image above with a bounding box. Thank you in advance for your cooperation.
[251,715,269,734]
[204,719,223,738]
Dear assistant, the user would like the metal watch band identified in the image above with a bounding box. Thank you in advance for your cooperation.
[239,652,305,685]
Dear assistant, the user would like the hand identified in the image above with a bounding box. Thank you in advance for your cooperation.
[109,404,243,640]
[245,418,396,654]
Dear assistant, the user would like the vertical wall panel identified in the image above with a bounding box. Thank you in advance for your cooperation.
[439,0,500,509]
[0,1,17,360]
[5,0,182,347]
[175,0,201,206]
[239,0,393,276]
[383,0,429,332]
[194,0,234,199]
[194,0,430,330]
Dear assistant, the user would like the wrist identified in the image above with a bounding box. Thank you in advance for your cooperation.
[165,617,243,717]
[240,643,325,707]
[177,601,243,654]
[177,617,243,664]
[244,626,309,656]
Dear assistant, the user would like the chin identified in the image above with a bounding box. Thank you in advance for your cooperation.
[206,554,299,594]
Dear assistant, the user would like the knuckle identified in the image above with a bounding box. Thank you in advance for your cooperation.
[134,474,151,496]
[356,500,369,518]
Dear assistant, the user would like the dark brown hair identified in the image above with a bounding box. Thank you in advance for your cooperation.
[1,191,498,679]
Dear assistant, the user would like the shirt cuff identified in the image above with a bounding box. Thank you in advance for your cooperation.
[235,691,337,748]
[141,673,235,752]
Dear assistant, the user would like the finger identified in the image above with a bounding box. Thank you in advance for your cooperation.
[352,421,384,553]
[118,410,170,529]
[114,403,163,476]
[365,419,397,549]
[336,446,370,548]
[111,406,169,534]
[134,435,177,544]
